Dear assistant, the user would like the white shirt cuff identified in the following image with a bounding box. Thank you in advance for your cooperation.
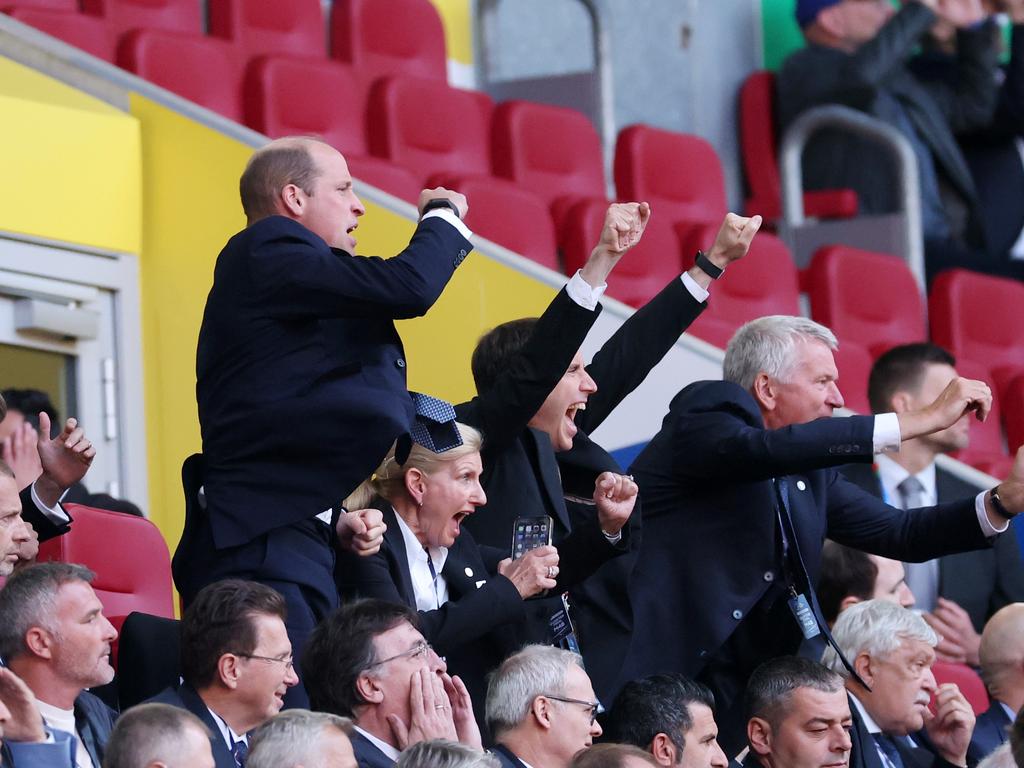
[872,413,902,454]
[976,490,1010,535]
[565,270,607,311]
[602,529,623,544]
[680,271,710,303]
[421,208,474,241]
[30,483,70,525]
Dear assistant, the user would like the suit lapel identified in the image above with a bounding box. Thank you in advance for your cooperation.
[380,506,416,606]
[849,697,886,768]
[177,684,239,768]
[524,428,571,531]
[352,730,397,768]
[441,539,481,597]
[73,697,105,768]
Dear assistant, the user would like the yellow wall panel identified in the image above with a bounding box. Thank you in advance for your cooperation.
[430,0,474,66]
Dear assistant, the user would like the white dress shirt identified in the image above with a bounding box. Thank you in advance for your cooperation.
[354,725,402,761]
[393,510,450,612]
[37,699,94,768]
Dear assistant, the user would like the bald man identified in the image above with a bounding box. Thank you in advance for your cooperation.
[970,604,1024,763]
[175,136,474,706]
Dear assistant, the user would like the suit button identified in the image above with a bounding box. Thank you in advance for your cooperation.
[795,480,806,491]
[763,571,775,582]
[852,444,861,451]
[395,358,406,369]
[732,609,743,620]
[454,249,467,267]
[699,649,709,658]
[828,447,836,454]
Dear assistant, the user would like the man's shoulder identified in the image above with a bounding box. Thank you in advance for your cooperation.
[669,379,758,417]
[75,689,118,727]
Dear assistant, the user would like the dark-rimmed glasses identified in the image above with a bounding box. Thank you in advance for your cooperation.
[366,640,433,669]
[542,694,604,725]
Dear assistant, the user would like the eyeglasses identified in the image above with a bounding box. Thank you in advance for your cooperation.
[366,640,433,669]
[542,695,604,725]
[234,653,295,671]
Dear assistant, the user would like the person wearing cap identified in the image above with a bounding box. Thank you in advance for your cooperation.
[776,0,1011,284]
[338,418,638,735]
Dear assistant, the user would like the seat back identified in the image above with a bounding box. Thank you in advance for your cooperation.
[82,0,201,38]
[491,100,606,224]
[949,357,1009,474]
[5,7,116,61]
[833,341,874,414]
[330,0,446,83]
[116,612,182,709]
[931,662,990,716]
[366,75,492,185]
[739,70,783,221]
[806,245,926,358]
[614,124,727,226]
[209,0,325,61]
[1004,375,1024,454]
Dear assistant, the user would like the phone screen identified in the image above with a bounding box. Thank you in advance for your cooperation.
[511,516,553,560]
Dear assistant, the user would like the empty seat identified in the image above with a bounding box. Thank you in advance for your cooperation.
[82,0,201,38]
[931,662,990,716]
[209,0,325,62]
[930,269,1024,402]
[331,0,446,83]
[437,175,560,272]
[681,222,801,348]
[805,245,926,358]
[4,7,116,61]
[119,29,243,122]
[1005,375,1024,454]
[739,70,858,222]
[492,100,607,228]
[366,75,493,186]
[562,199,689,308]
[949,358,1013,478]
[832,341,874,414]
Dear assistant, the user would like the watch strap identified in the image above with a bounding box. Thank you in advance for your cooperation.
[421,198,461,220]
[695,250,724,280]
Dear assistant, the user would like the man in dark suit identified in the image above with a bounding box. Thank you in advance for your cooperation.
[841,343,1024,667]
[623,315,1024,753]
[742,656,852,768]
[302,599,481,768]
[776,0,1020,284]
[968,603,1024,763]
[486,645,603,768]
[174,136,473,700]
[0,563,119,768]
[148,580,298,768]
[103,703,215,768]
[825,600,975,768]
[461,210,762,700]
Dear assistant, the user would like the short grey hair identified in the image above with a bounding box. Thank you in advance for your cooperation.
[485,645,584,736]
[0,562,95,662]
[822,600,938,677]
[396,740,500,768]
[247,710,354,768]
[103,703,211,768]
[723,315,838,391]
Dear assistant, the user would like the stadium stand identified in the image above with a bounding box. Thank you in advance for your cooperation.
[208,0,326,62]
[82,0,202,39]
[1006,376,1024,455]
[931,661,990,717]
[4,6,116,61]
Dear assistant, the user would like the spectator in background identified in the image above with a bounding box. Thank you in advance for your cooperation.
[102,703,214,768]
[485,645,603,768]
[148,580,298,768]
[395,740,498,768]
[0,461,31,577]
[0,563,118,768]
[824,600,975,768]
[246,710,356,768]
[817,540,915,625]
[301,599,480,767]
[570,744,659,768]
[0,666,75,767]
[969,603,1024,763]
[742,657,852,768]
[606,674,727,768]
[776,0,1021,284]
[841,343,1024,665]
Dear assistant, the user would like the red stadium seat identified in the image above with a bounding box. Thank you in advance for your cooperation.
[562,199,694,308]
[833,341,874,414]
[931,662,990,716]
[949,358,1013,478]
[82,0,201,38]
[614,125,726,227]
[2,0,75,8]
[346,157,422,204]
[437,175,560,272]
[805,245,926,358]
[680,222,801,349]
[1005,375,1024,454]
[330,0,446,83]
[930,269,1024,402]
[209,0,325,61]
[366,75,493,186]
[738,70,858,222]
[4,7,116,61]
[37,504,175,666]
[118,29,243,122]
[491,100,607,229]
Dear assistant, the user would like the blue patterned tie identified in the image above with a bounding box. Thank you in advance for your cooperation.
[232,739,248,768]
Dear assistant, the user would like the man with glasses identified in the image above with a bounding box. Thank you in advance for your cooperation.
[149,580,298,768]
[485,645,603,768]
[302,599,482,767]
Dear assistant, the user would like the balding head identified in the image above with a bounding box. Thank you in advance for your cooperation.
[239,137,328,223]
[980,603,1024,710]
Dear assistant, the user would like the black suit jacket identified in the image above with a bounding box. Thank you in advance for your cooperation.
[69,690,117,768]
[848,695,963,768]
[967,702,1013,765]
[839,462,1024,630]
[19,487,70,542]
[351,730,396,768]
[624,380,990,687]
[147,684,235,768]
[460,277,705,700]
[490,744,528,768]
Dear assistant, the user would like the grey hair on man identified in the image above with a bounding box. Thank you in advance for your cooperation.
[103,703,212,768]
[0,562,95,662]
[485,645,584,737]
[246,709,354,768]
[723,315,838,391]
[822,599,939,677]
[395,740,500,768]
[744,656,845,729]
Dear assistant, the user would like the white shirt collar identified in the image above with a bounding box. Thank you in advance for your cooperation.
[393,508,449,611]
[874,454,937,507]
[1001,701,1017,721]
[206,706,246,749]
[355,725,402,761]
[849,692,883,734]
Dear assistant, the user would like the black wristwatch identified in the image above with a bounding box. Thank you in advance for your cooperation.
[695,250,724,280]
[990,485,1016,520]
[421,198,461,220]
